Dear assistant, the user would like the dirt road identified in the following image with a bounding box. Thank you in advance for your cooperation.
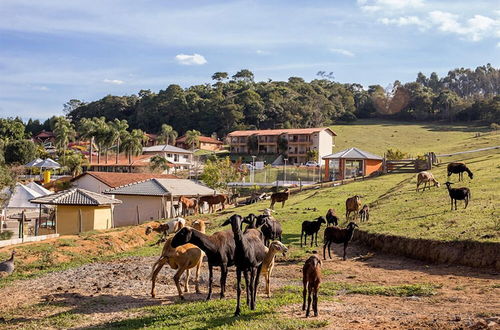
[0,242,498,329]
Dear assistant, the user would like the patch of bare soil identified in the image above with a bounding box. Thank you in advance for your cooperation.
[0,242,499,329]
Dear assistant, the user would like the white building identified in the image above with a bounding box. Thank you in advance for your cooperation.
[142,144,194,171]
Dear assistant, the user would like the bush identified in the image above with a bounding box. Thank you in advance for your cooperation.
[0,231,14,241]
[338,111,357,122]
[386,148,409,160]
[4,140,37,165]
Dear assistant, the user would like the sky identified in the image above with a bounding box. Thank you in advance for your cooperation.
[0,0,499,120]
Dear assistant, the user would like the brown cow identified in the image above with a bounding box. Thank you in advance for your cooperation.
[345,195,361,221]
[270,188,290,209]
[179,196,198,216]
[199,194,228,213]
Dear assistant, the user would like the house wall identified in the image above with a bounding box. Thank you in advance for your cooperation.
[365,159,383,176]
[317,130,334,166]
[56,205,111,235]
[112,195,169,227]
[72,175,112,193]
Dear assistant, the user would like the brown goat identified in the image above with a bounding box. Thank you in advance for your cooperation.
[302,255,322,317]
[191,219,206,233]
[416,171,440,191]
[199,194,228,213]
[179,196,198,216]
[270,188,290,209]
[345,195,362,220]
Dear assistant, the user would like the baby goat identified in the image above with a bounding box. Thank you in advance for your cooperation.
[145,217,186,245]
[302,255,322,317]
[325,209,338,227]
[359,205,369,222]
[445,182,471,210]
[301,217,326,247]
[323,222,358,260]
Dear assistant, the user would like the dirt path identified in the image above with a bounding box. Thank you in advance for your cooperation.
[0,242,499,329]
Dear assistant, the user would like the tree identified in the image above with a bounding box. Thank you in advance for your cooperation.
[63,152,87,177]
[435,90,460,121]
[246,134,259,154]
[4,140,37,165]
[63,99,85,115]
[121,129,146,168]
[110,119,129,164]
[149,154,170,173]
[232,69,254,83]
[157,124,178,145]
[201,157,240,191]
[53,116,75,165]
[0,118,25,142]
[185,129,201,150]
[277,134,288,156]
[306,150,319,162]
[211,72,229,82]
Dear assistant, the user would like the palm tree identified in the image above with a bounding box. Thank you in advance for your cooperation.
[149,154,170,173]
[92,117,109,164]
[53,116,75,166]
[157,124,178,145]
[110,119,129,164]
[77,117,98,164]
[185,129,201,150]
[122,129,147,171]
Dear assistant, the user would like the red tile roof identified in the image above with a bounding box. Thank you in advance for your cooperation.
[72,171,178,188]
[87,154,153,167]
[227,127,336,137]
[176,135,223,144]
[34,130,55,138]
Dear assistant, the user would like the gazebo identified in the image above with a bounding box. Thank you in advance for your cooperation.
[322,147,383,181]
[30,188,122,235]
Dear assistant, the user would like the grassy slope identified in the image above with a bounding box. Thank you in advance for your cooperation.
[332,119,497,156]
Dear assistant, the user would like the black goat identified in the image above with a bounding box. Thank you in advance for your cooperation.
[256,215,282,247]
[445,182,471,210]
[359,205,369,222]
[302,255,321,317]
[222,215,266,316]
[447,162,473,181]
[323,222,358,260]
[325,209,338,227]
[301,217,326,247]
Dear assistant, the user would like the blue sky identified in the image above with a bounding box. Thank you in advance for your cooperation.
[0,0,499,120]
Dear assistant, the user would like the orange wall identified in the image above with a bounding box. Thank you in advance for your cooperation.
[365,159,382,176]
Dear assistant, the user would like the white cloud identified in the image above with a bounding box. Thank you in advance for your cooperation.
[256,49,271,55]
[359,0,425,12]
[379,16,428,29]
[33,85,49,91]
[330,48,355,57]
[429,11,499,41]
[174,53,207,65]
[103,79,124,85]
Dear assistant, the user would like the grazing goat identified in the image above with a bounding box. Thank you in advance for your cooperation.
[222,215,267,316]
[323,222,358,260]
[261,241,288,297]
[179,196,198,216]
[302,255,322,317]
[256,215,283,247]
[145,217,186,245]
[445,182,471,210]
[199,194,228,213]
[447,162,473,181]
[359,205,370,222]
[345,195,362,220]
[270,188,290,209]
[150,236,202,299]
[416,171,440,192]
[325,208,338,227]
[301,217,326,247]
[172,227,235,300]
[0,250,16,278]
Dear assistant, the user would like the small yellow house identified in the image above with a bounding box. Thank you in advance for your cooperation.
[30,188,122,235]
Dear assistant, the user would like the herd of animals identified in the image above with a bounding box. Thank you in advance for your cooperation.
[0,161,476,318]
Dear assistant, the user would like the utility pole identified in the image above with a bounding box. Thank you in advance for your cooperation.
[283,158,288,186]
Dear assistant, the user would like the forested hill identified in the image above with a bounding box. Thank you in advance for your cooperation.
[48,64,500,137]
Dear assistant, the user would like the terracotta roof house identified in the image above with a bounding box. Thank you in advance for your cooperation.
[32,130,56,144]
[30,188,121,235]
[176,135,223,151]
[71,171,178,193]
[85,154,155,173]
[322,147,383,181]
[104,178,216,227]
[227,127,336,165]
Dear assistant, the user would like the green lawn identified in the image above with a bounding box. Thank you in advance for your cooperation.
[332,119,499,157]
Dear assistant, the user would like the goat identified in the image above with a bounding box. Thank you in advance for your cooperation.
[145,217,186,245]
[199,194,228,213]
[445,182,471,210]
[416,171,440,192]
[242,213,258,230]
[359,205,369,222]
[325,208,338,227]
[0,250,16,278]
[323,222,358,260]
[179,196,198,216]
[301,217,326,247]
[261,241,288,297]
[222,215,267,316]
[171,226,235,300]
[256,215,282,247]
[447,162,473,181]
[302,255,322,317]
[345,195,362,220]
[270,188,290,209]
[150,236,203,299]
[191,219,206,233]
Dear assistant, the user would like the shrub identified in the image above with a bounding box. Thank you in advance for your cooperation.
[0,231,14,241]
[338,111,357,122]
[385,148,409,160]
